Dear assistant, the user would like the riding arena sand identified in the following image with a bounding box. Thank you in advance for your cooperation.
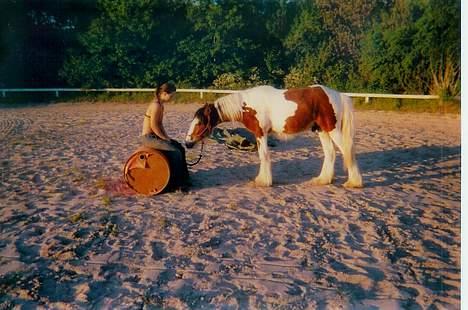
[0,101,460,309]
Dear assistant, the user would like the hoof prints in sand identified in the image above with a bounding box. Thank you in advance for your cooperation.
[0,104,460,309]
[0,118,32,139]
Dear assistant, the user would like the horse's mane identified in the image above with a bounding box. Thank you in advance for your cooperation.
[214,92,243,122]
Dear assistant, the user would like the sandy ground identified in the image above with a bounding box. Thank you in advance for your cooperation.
[0,102,460,309]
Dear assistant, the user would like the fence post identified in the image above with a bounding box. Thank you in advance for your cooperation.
[2,91,5,98]
[200,91,203,99]
[365,96,370,104]
[55,91,59,97]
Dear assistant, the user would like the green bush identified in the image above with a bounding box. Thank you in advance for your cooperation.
[212,68,267,90]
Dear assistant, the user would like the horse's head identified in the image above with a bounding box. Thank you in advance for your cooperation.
[185,103,220,148]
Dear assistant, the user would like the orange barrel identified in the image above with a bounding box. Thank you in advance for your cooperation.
[123,147,171,195]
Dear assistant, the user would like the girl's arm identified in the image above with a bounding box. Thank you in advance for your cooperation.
[151,102,171,140]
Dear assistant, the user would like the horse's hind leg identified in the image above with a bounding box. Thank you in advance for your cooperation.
[255,135,272,187]
[329,129,363,188]
[311,131,335,185]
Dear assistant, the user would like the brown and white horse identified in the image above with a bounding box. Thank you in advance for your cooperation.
[185,85,363,188]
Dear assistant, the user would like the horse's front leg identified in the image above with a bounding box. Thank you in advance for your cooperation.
[255,135,272,186]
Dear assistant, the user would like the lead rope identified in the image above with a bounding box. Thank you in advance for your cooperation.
[186,140,204,167]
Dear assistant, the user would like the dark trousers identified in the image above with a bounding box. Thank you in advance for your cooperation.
[140,134,189,186]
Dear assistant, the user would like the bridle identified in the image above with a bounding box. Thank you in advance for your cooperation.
[186,121,210,167]
[186,104,220,167]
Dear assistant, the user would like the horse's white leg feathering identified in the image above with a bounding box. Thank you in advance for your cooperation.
[336,95,363,188]
[329,128,362,188]
[255,135,272,186]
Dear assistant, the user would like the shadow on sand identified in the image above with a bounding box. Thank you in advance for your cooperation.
[189,144,460,190]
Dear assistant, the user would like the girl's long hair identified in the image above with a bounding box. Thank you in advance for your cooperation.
[156,81,176,101]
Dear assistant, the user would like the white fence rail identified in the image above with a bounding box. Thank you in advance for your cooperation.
[0,88,238,99]
[0,88,440,102]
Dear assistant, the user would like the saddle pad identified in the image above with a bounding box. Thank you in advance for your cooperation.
[210,128,257,151]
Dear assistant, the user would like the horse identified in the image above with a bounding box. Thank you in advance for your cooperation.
[185,85,363,188]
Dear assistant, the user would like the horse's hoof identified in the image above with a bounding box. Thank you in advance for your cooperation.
[310,177,332,186]
[255,177,272,187]
[343,180,363,188]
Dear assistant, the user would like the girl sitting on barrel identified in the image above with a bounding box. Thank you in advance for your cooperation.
[140,81,189,185]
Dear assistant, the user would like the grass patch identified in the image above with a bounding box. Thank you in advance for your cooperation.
[104,222,118,237]
[1,90,460,114]
[0,90,225,105]
[69,167,85,182]
[72,92,152,103]
[69,213,84,224]
[172,91,225,104]
[0,92,60,105]
[353,97,460,113]
[156,216,171,230]
[0,91,153,105]
[102,196,111,206]
[95,178,107,189]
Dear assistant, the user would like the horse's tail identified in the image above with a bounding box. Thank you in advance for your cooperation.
[340,93,356,170]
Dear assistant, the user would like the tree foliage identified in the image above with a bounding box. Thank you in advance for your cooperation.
[359,0,460,94]
[0,0,460,95]
[60,0,175,87]
[0,0,96,87]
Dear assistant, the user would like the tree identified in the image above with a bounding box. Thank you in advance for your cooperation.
[2,0,458,93]
[283,0,392,89]
[261,0,298,86]
[0,0,96,87]
[359,0,460,94]
[175,0,269,87]
[283,0,325,87]
[60,0,188,87]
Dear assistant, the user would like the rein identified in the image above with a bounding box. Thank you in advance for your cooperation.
[186,140,204,167]
[186,105,215,167]
[186,125,209,167]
